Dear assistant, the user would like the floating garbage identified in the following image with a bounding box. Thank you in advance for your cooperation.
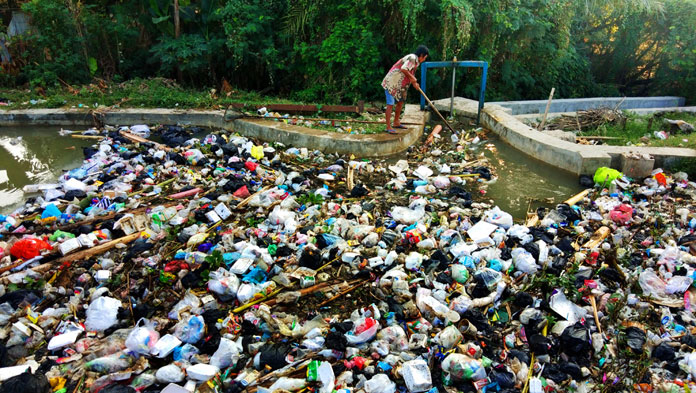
[0,123,695,393]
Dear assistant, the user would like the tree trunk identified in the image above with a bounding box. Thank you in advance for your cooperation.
[174,0,183,83]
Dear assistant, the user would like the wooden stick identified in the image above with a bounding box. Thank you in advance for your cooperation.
[70,134,103,140]
[538,87,555,130]
[119,130,171,151]
[236,185,271,209]
[589,294,603,334]
[56,232,141,264]
[414,85,456,134]
[317,279,368,307]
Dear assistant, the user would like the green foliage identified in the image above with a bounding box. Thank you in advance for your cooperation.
[297,192,324,206]
[20,0,90,87]
[4,0,696,105]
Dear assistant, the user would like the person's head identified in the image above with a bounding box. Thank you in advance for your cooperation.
[415,45,429,63]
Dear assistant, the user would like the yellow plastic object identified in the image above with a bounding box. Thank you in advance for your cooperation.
[251,145,264,160]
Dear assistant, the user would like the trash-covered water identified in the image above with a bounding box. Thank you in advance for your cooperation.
[0,126,93,214]
[480,135,582,219]
[0,126,581,218]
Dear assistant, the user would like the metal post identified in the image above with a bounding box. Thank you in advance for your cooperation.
[450,56,457,119]
[478,62,488,126]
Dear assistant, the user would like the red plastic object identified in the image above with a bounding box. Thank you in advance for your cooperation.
[655,172,667,186]
[10,237,53,260]
[233,185,251,198]
[169,188,203,199]
[609,204,633,225]
[245,161,259,171]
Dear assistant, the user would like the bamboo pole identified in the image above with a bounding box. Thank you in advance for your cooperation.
[538,87,555,131]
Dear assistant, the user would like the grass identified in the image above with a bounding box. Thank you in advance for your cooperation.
[0,77,389,134]
[0,77,315,110]
[578,111,696,148]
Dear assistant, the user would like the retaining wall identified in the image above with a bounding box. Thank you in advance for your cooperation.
[490,96,686,115]
[0,106,427,158]
[434,97,696,175]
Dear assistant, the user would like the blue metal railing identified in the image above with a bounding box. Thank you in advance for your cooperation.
[420,61,488,125]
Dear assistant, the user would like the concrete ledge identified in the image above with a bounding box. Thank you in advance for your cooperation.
[0,106,426,158]
[490,96,686,115]
[516,106,696,125]
[436,97,696,175]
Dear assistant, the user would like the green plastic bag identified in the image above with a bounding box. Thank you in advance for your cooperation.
[593,167,623,186]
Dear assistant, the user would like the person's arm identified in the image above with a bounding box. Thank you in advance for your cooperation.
[400,69,419,89]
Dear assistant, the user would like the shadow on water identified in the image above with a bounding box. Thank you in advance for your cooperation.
[0,126,93,214]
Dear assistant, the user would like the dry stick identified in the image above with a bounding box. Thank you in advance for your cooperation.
[56,232,141,264]
[70,134,104,140]
[538,87,556,131]
[414,85,456,134]
[236,185,272,210]
[317,279,369,307]
[589,294,603,335]
[119,130,171,151]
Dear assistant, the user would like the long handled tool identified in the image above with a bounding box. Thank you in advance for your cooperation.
[414,85,457,134]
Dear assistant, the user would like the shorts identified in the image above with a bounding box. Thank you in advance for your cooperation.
[385,89,404,106]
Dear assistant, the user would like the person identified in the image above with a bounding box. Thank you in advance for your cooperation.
[381,45,429,134]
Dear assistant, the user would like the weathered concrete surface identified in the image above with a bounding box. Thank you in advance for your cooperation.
[232,105,426,157]
[542,130,576,143]
[516,106,696,125]
[0,106,426,158]
[434,97,696,175]
[490,96,686,115]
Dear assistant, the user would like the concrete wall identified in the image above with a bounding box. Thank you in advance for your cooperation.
[433,97,696,175]
[490,96,686,115]
[0,107,426,158]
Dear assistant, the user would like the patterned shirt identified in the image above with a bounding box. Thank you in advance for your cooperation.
[381,54,419,102]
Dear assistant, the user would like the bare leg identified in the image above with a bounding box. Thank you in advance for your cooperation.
[385,104,393,130]
[394,102,404,126]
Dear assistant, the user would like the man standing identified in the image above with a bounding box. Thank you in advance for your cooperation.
[381,45,429,134]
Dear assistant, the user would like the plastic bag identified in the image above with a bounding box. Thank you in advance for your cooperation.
[85,296,121,332]
[434,325,463,349]
[155,364,185,383]
[484,207,513,229]
[376,325,408,351]
[512,248,538,274]
[345,317,379,345]
[173,315,205,344]
[364,374,396,393]
[10,237,52,260]
[593,167,623,186]
[442,353,490,380]
[208,268,240,298]
[210,338,240,369]
[402,359,432,393]
[125,318,160,355]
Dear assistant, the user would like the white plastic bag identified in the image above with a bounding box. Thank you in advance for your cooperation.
[511,248,538,274]
[210,338,241,369]
[365,374,396,393]
[484,206,513,229]
[125,318,160,355]
[85,296,121,332]
[208,268,240,298]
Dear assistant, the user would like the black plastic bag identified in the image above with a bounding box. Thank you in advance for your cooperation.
[0,371,50,393]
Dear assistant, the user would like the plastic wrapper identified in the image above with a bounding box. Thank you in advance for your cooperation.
[364,374,396,393]
[125,318,160,355]
[85,296,121,332]
[173,315,205,344]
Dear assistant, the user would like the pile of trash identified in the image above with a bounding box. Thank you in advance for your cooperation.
[0,123,696,393]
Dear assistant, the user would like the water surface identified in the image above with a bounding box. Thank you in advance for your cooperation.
[0,126,92,214]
